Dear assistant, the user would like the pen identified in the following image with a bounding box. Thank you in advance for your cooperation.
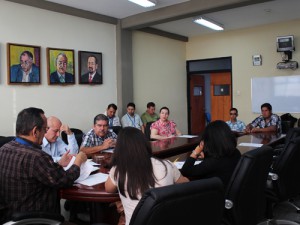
[173,157,180,163]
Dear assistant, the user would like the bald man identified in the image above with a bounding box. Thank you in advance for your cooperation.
[42,116,79,163]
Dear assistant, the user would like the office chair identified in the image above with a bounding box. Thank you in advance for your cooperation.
[273,127,300,157]
[223,145,273,225]
[280,113,297,134]
[129,177,224,225]
[111,126,122,135]
[3,211,64,225]
[144,122,154,141]
[0,136,15,148]
[61,128,83,147]
[259,137,300,225]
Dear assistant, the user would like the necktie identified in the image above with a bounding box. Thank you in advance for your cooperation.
[89,75,93,83]
[59,75,65,83]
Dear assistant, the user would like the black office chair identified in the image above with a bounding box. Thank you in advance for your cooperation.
[0,136,15,148]
[223,145,273,225]
[144,122,154,141]
[261,136,300,224]
[281,113,297,134]
[129,177,224,225]
[3,211,64,225]
[61,128,83,147]
[111,126,122,135]
[273,127,300,157]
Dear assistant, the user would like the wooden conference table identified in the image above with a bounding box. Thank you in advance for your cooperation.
[60,132,284,223]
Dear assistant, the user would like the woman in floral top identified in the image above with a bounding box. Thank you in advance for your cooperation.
[150,106,182,140]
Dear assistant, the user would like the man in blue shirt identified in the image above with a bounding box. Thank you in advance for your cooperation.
[42,116,79,163]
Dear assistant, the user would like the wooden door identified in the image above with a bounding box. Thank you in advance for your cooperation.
[210,72,232,121]
[189,75,205,134]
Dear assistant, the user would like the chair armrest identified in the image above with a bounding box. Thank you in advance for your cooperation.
[268,172,279,181]
[10,211,64,223]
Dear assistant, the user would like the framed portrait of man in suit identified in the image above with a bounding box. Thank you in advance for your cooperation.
[7,43,41,85]
[78,51,103,85]
[47,48,75,85]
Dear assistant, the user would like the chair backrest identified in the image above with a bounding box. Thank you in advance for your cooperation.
[61,128,83,147]
[0,136,15,148]
[129,177,224,225]
[111,126,122,135]
[271,136,300,200]
[3,211,64,225]
[284,127,300,146]
[281,113,297,134]
[224,145,273,225]
[144,122,154,141]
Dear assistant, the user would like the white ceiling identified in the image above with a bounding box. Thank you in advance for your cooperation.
[45,0,300,37]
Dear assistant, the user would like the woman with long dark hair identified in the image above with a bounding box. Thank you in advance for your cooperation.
[181,120,241,187]
[105,127,188,225]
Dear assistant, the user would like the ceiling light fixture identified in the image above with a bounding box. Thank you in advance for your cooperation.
[128,0,156,7]
[193,17,224,31]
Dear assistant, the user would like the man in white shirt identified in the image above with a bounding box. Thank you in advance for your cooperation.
[104,103,121,128]
[42,116,79,163]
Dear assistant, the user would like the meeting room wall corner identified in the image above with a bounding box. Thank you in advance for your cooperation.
[132,31,188,134]
[0,1,117,135]
[186,18,300,125]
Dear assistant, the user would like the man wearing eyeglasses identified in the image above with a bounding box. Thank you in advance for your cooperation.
[226,108,246,132]
[50,53,74,84]
[10,51,40,83]
[41,116,79,166]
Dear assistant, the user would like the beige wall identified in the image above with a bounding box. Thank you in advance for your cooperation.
[0,1,117,135]
[132,31,188,134]
[187,19,300,124]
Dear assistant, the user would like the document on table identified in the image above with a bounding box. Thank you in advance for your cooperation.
[177,135,198,138]
[102,148,114,153]
[238,143,263,147]
[76,173,109,186]
[64,156,97,182]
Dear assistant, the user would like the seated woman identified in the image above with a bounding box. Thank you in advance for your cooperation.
[150,107,182,140]
[105,127,188,225]
[181,120,241,187]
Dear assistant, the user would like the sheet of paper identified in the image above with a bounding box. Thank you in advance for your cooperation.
[76,173,109,186]
[64,157,97,182]
[102,148,114,153]
[177,135,198,138]
[238,143,263,147]
[174,160,202,169]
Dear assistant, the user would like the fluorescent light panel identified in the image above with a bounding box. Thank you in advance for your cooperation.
[194,17,224,31]
[129,0,156,7]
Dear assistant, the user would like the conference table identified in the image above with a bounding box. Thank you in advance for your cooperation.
[60,132,284,224]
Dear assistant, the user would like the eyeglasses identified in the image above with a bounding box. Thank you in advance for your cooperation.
[230,113,237,115]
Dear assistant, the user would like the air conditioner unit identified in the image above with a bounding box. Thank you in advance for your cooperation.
[276,61,298,70]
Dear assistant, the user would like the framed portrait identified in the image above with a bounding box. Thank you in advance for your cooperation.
[78,51,103,85]
[47,48,75,85]
[7,43,41,84]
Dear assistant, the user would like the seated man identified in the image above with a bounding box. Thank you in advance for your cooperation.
[0,107,86,223]
[226,108,246,132]
[42,116,79,164]
[141,102,159,128]
[80,114,117,155]
[103,103,121,128]
[121,102,144,133]
[245,103,281,133]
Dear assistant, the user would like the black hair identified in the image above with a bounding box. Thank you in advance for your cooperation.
[201,120,237,158]
[147,102,155,108]
[93,114,108,125]
[20,51,33,60]
[107,103,117,111]
[111,127,166,200]
[127,102,135,109]
[159,106,169,114]
[16,107,45,136]
[88,55,98,64]
[261,103,272,111]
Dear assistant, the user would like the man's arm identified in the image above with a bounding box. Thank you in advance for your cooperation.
[251,125,277,133]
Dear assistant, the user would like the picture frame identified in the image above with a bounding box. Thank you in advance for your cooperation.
[47,48,75,85]
[7,43,41,84]
[78,51,103,85]
[252,54,262,66]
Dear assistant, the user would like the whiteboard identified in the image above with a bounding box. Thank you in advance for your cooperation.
[251,75,300,113]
